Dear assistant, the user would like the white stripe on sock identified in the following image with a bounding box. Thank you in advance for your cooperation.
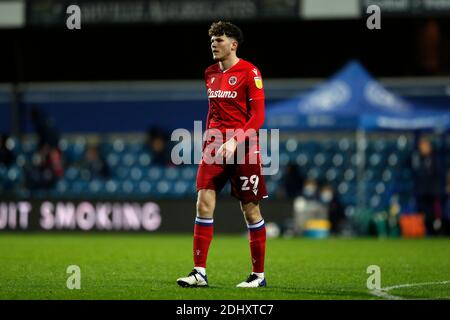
[247,219,264,229]
[195,217,214,224]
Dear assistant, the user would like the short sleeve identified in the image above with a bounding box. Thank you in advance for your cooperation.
[247,66,265,101]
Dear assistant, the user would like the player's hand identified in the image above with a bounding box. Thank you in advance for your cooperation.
[217,138,237,160]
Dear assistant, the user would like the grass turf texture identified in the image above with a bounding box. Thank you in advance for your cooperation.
[0,234,449,300]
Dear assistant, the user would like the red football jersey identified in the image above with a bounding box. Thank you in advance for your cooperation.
[204,59,265,134]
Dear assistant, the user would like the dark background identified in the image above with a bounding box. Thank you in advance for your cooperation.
[1,17,450,83]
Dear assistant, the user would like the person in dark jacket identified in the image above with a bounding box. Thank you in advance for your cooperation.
[411,136,443,235]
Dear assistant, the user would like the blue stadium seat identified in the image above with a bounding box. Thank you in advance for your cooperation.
[369,195,383,210]
[337,138,355,153]
[6,136,20,154]
[281,138,298,154]
[65,139,86,163]
[15,154,26,168]
[120,180,136,194]
[325,168,342,183]
[396,135,413,152]
[106,152,120,168]
[112,139,126,153]
[306,167,323,180]
[138,181,152,194]
[279,152,290,166]
[331,153,345,167]
[343,168,356,182]
[6,165,22,183]
[21,140,37,159]
[173,181,190,196]
[128,142,144,154]
[119,152,135,167]
[99,141,113,154]
[88,179,104,194]
[155,180,173,195]
[147,166,163,181]
[381,169,393,182]
[320,140,338,154]
[313,152,327,167]
[105,179,119,194]
[181,166,196,180]
[71,180,89,195]
[295,152,309,167]
[138,153,152,167]
[130,167,143,181]
[368,153,386,168]
[55,179,69,194]
[115,166,130,180]
[164,167,180,180]
[386,153,400,168]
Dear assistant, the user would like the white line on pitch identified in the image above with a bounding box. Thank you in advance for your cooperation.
[369,280,450,300]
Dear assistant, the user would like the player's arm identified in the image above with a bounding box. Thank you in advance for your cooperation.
[218,67,265,158]
[232,66,265,144]
[233,98,265,144]
[217,99,265,159]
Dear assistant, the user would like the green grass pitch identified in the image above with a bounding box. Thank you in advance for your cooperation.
[0,234,449,300]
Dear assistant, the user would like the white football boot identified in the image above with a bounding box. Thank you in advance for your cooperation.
[177,269,208,287]
[236,273,266,288]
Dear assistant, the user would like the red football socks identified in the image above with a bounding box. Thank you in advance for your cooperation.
[193,217,214,268]
[248,219,266,273]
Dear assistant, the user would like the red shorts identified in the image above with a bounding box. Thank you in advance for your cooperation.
[196,151,268,203]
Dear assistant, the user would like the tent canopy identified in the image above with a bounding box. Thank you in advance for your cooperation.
[265,60,450,131]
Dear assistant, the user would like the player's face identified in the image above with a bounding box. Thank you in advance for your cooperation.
[211,35,236,61]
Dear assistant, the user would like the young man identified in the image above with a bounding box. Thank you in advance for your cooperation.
[176,21,268,288]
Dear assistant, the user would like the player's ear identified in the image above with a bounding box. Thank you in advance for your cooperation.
[231,40,238,51]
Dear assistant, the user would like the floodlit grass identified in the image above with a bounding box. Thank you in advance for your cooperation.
[0,234,449,299]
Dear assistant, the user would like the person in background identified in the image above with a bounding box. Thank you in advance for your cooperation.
[25,143,64,189]
[443,170,450,235]
[30,106,60,149]
[0,134,15,167]
[411,136,443,235]
[319,183,345,235]
[282,162,304,198]
[301,178,319,201]
[25,107,64,189]
[146,127,172,166]
[83,143,110,179]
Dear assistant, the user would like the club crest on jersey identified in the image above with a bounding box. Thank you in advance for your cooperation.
[228,76,237,86]
[254,76,263,89]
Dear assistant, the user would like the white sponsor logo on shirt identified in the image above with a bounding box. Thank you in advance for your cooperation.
[207,88,237,98]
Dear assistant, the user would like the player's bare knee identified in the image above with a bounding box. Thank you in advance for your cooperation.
[241,201,262,224]
[196,199,214,218]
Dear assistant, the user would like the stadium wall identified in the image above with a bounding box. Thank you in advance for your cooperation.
[0,199,293,233]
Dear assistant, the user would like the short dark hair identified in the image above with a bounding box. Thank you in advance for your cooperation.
[208,21,244,46]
